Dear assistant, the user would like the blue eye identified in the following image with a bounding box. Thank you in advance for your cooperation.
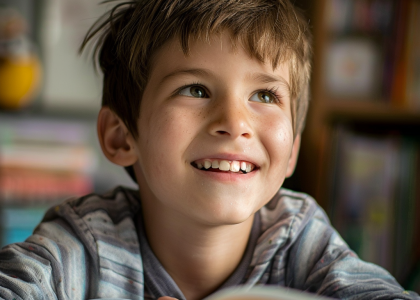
[249,91,277,103]
[179,85,208,98]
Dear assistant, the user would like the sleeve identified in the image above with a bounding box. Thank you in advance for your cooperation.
[286,208,420,300]
[0,218,92,300]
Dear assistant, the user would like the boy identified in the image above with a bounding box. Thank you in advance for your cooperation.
[0,0,418,299]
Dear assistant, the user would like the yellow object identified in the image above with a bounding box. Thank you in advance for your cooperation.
[0,54,42,109]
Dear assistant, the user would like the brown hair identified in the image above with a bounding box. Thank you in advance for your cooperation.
[81,0,312,136]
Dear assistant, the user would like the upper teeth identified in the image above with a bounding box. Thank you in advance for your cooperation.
[194,159,255,173]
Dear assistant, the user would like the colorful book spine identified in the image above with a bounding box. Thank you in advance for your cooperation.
[330,126,420,279]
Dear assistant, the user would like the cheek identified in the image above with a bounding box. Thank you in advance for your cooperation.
[141,106,176,142]
[138,105,199,171]
[261,116,294,168]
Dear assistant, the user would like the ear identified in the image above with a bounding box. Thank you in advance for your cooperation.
[285,134,301,178]
[97,106,138,167]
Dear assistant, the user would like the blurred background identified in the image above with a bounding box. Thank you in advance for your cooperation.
[0,0,419,293]
[0,0,136,245]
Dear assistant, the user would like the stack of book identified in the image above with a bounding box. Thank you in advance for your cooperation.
[0,117,97,246]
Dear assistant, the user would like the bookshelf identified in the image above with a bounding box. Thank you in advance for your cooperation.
[288,0,420,291]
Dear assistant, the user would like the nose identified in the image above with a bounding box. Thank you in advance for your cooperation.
[207,92,253,139]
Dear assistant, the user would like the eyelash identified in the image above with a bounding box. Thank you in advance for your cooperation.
[175,82,207,96]
[175,83,283,103]
[258,87,282,104]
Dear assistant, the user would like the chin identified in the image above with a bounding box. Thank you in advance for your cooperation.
[194,199,258,226]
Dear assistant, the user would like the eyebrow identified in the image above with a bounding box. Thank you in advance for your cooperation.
[159,68,289,88]
[250,73,290,87]
[159,68,214,85]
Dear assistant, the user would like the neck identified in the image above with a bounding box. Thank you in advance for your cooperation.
[140,200,255,300]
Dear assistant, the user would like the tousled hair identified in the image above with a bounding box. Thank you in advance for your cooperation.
[80,0,312,182]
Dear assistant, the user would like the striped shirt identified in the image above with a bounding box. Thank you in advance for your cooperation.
[0,186,418,300]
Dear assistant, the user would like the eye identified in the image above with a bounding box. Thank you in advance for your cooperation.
[249,91,278,104]
[179,85,208,98]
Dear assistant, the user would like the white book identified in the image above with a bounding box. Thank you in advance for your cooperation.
[205,286,331,300]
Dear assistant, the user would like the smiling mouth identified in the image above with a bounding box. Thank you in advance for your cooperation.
[191,159,257,174]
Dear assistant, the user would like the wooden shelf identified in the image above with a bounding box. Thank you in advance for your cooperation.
[324,100,420,125]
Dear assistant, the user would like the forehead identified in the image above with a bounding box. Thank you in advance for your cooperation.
[148,32,290,86]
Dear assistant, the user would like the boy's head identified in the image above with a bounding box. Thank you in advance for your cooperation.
[83,0,312,224]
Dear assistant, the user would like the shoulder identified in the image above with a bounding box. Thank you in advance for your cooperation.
[0,187,143,299]
[259,188,329,234]
[44,185,140,223]
[250,189,329,267]
[39,186,143,282]
[36,186,142,256]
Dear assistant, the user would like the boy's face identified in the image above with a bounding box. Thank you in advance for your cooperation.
[132,32,298,225]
